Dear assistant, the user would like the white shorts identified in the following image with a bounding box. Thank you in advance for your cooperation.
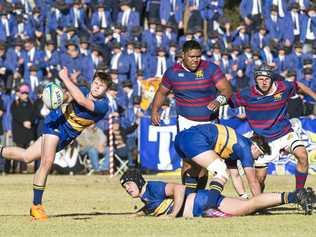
[255,131,305,166]
[178,115,216,132]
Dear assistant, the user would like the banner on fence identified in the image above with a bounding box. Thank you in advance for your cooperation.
[139,116,316,174]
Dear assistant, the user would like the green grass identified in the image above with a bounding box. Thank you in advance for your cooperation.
[0,174,316,237]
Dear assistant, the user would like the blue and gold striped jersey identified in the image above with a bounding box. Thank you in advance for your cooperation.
[175,124,254,168]
[48,86,109,138]
[140,181,174,216]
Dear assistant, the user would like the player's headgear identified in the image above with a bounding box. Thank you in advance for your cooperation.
[251,133,271,155]
[254,64,273,79]
[120,169,146,191]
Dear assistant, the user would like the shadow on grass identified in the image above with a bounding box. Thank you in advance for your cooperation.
[0,211,136,219]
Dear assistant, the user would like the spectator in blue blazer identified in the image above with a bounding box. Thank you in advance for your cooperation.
[160,0,184,30]
[117,0,140,32]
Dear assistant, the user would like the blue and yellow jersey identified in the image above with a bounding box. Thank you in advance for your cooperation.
[140,181,174,216]
[61,87,109,137]
[42,87,109,151]
[175,124,254,168]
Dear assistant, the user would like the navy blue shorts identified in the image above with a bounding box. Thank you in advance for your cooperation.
[175,129,212,161]
[192,190,224,217]
[42,110,75,152]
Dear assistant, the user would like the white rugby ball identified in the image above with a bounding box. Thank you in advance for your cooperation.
[42,83,64,110]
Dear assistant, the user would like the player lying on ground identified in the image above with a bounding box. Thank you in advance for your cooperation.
[0,68,111,221]
[174,123,271,196]
[121,169,315,217]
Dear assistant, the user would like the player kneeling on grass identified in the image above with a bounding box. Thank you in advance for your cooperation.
[174,123,270,197]
[0,68,111,221]
[121,169,315,217]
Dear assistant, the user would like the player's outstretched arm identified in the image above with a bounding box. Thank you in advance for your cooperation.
[297,81,316,101]
[58,67,95,111]
[244,167,261,196]
[165,183,186,218]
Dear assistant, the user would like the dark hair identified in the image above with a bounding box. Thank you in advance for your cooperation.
[93,71,112,87]
[251,134,271,155]
[182,40,202,53]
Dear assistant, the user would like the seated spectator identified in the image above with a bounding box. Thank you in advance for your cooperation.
[53,141,85,175]
[76,124,108,175]
[106,118,138,168]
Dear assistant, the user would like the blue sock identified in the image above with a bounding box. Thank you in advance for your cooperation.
[281,191,297,204]
[33,184,45,205]
[182,173,198,195]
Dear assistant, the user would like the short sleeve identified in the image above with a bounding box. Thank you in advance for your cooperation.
[93,97,109,115]
[211,66,225,84]
[161,70,173,90]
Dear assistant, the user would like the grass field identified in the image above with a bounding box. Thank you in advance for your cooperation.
[1,174,316,237]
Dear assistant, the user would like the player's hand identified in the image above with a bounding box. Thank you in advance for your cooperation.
[207,100,220,111]
[70,70,81,82]
[59,67,69,81]
[23,121,31,129]
[151,111,160,126]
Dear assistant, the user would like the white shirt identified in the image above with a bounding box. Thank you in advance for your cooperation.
[273,0,285,17]
[291,11,300,35]
[306,18,315,40]
[155,57,167,78]
[111,52,121,70]
[252,0,262,15]
[28,47,35,62]
[30,75,39,91]
[107,94,118,112]
[45,49,52,60]
[74,8,80,28]
[1,18,10,37]
[99,11,107,28]
[170,0,176,15]
[122,9,131,26]
[134,53,142,70]
[264,48,273,64]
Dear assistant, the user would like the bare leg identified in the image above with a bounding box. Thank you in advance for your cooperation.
[181,161,208,191]
[293,147,309,173]
[255,167,267,192]
[218,193,282,216]
[2,137,43,163]
[33,134,59,186]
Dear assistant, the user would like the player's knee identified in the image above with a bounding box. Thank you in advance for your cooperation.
[40,157,55,170]
[206,159,229,183]
[23,154,33,164]
[294,150,309,167]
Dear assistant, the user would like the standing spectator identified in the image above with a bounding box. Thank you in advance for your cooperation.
[7,84,35,173]
[0,41,14,93]
[160,0,184,30]
[117,0,140,32]
[240,0,264,29]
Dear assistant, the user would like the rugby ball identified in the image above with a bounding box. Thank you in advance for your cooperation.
[42,83,64,110]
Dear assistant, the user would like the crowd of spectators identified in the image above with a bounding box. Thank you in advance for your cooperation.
[0,0,315,174]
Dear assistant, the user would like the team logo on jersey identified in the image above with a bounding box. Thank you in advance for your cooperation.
[273,93,282,101]
[195,70,204,79]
